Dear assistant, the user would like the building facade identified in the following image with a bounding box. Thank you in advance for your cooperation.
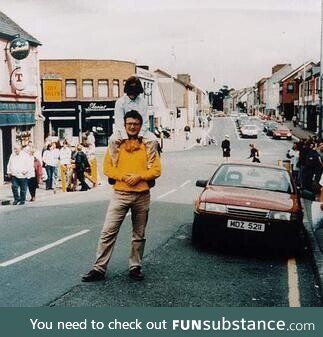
[40,59,135,146]
[0,11,42,183]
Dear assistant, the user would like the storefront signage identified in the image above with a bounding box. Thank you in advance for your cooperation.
[0,101,35,112]
[85,103,109,112]
[43,80,62,102]
[9,37,30,60]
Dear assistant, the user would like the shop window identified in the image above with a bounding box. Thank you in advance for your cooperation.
[58,128,73,142]
[287,83,294,93]
[113,79,119,98]
[16,127,32,147]
[65,79,77,98]
[98,80,109,98]
[83,80,93,98]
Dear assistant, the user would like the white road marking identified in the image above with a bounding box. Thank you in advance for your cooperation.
[179,180,191,188]
[0,230,90,267]
[156,189,178,200]
[287,258,301,307]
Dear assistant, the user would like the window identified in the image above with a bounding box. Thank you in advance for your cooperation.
[65,79,77,98]
[113,79,119,98]
[83,80,93,98]
[287,83,294,93]
[315,77,321,94]
[98,80,109,98]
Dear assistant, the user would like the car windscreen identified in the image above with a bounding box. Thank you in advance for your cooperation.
[209,165,293,193]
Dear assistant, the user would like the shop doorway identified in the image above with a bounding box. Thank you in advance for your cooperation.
[2,127,12,181]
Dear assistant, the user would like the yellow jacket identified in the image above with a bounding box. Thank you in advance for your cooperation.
[103,139,161,192]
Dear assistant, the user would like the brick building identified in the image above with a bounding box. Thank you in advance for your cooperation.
[40,59,135,146]
[0,11,42,183]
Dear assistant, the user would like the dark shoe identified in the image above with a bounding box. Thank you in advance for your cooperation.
[30,197,35,202]
[82,269,105,282]
[129,266,144,281]
[12,200,20,205]
[18,201,25,205]
[148,179,155,188]
[108,178,116,185]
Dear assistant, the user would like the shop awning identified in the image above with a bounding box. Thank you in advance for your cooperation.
[0,113,35,126]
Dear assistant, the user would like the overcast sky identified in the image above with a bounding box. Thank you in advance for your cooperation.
[0,0,321,90]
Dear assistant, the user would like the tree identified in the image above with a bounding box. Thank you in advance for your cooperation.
[209,85,233,111]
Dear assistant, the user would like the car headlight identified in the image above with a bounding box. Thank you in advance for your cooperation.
[287,133,291,137]
[199,202,227,213]
[268,211,291,221]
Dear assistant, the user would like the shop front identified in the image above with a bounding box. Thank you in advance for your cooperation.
[42,101,115,147]
[0,101,36,182]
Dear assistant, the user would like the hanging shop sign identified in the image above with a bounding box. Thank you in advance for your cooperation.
[9,37,30,60]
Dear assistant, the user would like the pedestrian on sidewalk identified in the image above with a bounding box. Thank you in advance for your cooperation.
[74,144,91,191]
[288,142,300,186]
[42,143,56,191]
[82,110,161,282]
[109,76,157,170]
[27,148,42,202]
[221,135,231,161]
[184,125,191,148]
[292,115,298,128]
[200,126,209,146]
[248,144,260,163]
[7,144,32,205]
[302,141,320,192]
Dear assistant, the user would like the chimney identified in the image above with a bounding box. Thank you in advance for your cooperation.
[272,64,288,74]
[177,74,191,84]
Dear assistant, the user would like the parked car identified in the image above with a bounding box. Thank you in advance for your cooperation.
[240,124,258,138]
[266,122,279,136]
[272,126,292,140]
[192,162,304,254]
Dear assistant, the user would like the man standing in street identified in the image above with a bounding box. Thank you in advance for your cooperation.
[221,135,231,161]
[82,110,161,282]
[7,144,33,205]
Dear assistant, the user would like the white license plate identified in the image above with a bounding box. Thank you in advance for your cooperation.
[280,136,287,139]
[227,220,265,232]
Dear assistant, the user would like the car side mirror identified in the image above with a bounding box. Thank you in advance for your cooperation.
[196,180,208,188]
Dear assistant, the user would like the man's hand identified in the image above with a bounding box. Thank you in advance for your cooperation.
[124,173,141,186]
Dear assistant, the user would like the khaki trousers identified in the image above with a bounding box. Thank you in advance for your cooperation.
[94,190,150,273]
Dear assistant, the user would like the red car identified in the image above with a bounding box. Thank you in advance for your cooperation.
[272,126,292,140]
[192,162,304,254]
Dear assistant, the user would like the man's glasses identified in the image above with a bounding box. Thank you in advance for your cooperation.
[125,122,141,127]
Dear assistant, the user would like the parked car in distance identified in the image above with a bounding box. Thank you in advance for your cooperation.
[266,121,279,136]
[272,126,292,140]
[192,162,304,254]
[240,124,258,138]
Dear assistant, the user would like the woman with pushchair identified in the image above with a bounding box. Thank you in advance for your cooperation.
[248,144,260,163]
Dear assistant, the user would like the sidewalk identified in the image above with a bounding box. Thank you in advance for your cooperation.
[282,120,323,295]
